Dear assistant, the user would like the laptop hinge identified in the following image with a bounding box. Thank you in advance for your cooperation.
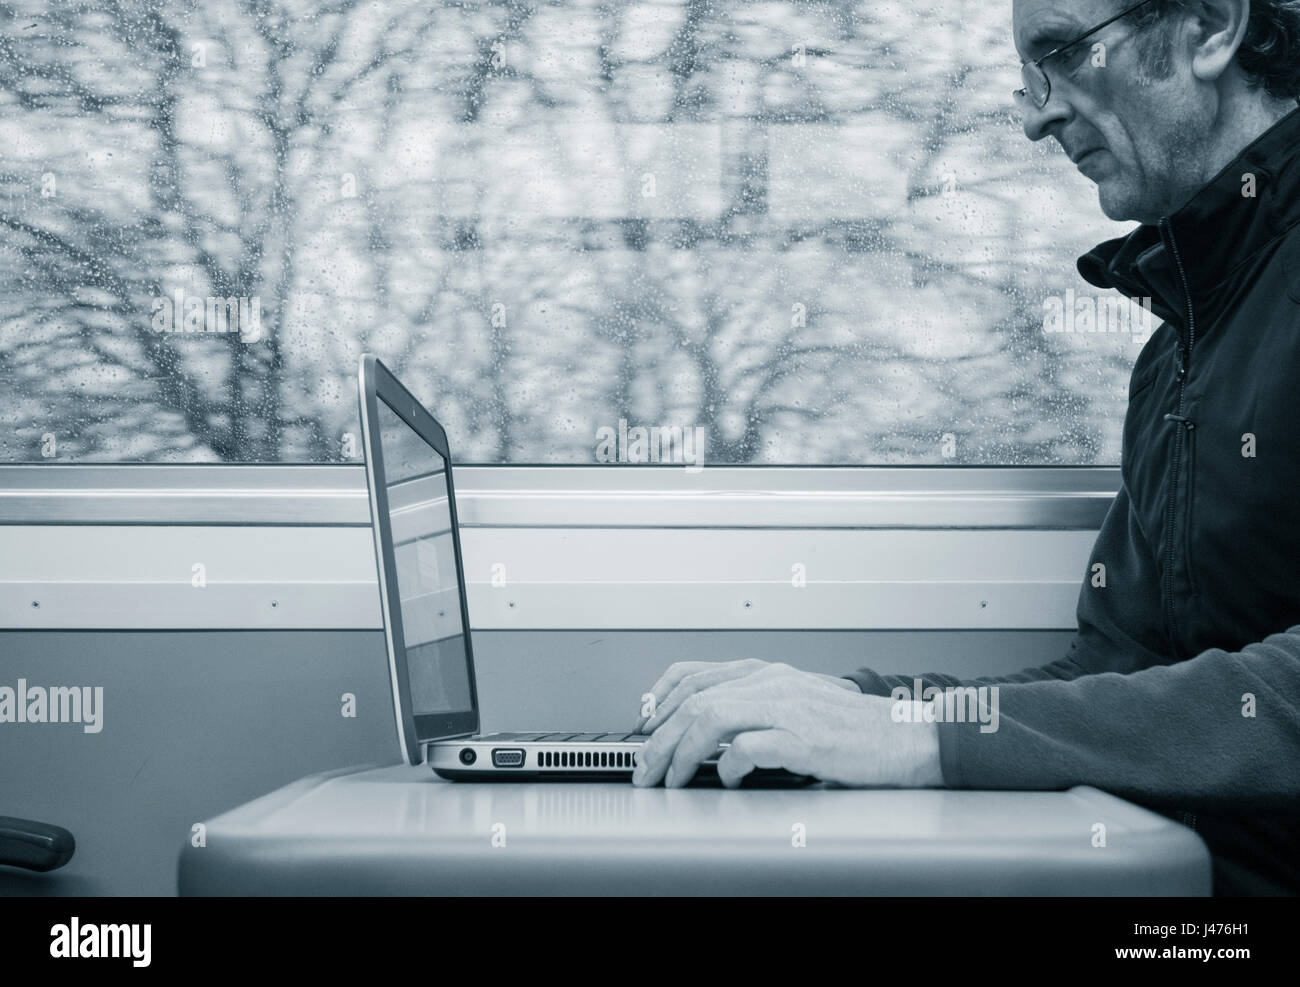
[423,736,468,762]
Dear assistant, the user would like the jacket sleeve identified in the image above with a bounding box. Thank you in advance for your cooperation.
[843,648,1089,696]
[845,483,1173,696]
[933,624,1300,812]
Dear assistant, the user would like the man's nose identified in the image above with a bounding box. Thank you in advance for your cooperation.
[1021,96,1072,143]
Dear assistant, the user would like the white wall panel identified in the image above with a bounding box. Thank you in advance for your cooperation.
[0,525,1095,630]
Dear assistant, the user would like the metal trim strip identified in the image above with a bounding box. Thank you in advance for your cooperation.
[0,465,1119,529]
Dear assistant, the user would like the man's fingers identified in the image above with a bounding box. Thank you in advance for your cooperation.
[635,693,764,787]
[633,659,762,730]
[634,692,709,786]
[716,729,804,788]
[643,664,765,730]
[632,661,707,730]
[665,699,783,788]
[646,661,831,731]
[696,670,867,708]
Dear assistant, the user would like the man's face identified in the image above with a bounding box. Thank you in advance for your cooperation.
[1012,0,1211,223]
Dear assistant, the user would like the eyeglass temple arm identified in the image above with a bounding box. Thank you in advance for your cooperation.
[1019,0,1159,76]
[1048,0,1159,63]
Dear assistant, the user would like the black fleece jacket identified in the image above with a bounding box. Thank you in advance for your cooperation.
[847,108,1300,896]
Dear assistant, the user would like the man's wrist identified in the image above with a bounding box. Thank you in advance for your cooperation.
[899,699,945,787]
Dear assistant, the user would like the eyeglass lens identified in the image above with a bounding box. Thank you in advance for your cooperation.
[1021,62,1049,108]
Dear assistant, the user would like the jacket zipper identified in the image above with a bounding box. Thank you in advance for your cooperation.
[1160,219,1197,654]
[1165,412,1198,596]
[1184,420,1197,597]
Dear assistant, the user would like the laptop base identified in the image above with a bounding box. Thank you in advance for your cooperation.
[428,732,815,786]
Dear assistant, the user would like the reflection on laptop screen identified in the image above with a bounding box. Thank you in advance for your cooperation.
[375,398,473,717]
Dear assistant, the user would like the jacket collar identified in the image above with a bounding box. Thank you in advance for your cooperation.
[1078,106,1300,335]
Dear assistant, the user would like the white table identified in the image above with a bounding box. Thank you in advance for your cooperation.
[177,763,1211,896]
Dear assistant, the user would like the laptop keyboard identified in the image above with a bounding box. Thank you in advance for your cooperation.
[477,732,649,743]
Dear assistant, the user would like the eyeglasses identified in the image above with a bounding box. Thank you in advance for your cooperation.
[1014,0,1159,109]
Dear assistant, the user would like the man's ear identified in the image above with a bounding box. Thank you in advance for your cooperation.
[1188,0,1252,83]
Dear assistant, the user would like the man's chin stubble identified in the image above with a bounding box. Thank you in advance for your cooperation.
[1096,182,1151,224]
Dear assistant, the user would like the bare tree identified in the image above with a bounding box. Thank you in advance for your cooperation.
[0,0,1135,466]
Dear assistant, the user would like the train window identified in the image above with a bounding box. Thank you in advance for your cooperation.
[1,1,1137,465]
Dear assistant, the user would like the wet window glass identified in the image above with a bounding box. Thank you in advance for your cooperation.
[0,1,1140,465]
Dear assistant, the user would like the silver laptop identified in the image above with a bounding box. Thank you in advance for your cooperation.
[358,354,652,778]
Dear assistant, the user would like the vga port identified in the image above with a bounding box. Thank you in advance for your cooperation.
[492,748,525,768]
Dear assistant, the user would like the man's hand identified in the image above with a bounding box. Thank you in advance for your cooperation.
[634,658,860,732]
[631,661,944,789]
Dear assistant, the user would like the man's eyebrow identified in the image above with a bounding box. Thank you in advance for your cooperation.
[1019,21,1085,59]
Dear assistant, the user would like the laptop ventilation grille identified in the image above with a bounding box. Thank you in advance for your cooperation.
[538,749,638,769]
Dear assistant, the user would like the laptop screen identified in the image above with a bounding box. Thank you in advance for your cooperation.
[374,396,474,722]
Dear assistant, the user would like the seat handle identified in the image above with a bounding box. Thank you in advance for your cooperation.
[0,816,76,872]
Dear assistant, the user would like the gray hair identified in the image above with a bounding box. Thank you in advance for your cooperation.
[1126,0,1300,101]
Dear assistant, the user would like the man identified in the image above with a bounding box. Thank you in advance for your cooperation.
[631,0,1300,896]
